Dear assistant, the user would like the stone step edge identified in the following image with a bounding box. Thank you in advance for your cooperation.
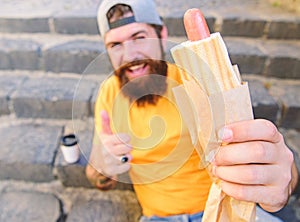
[0,35,299,78]
[1,32,299,48]
[0,12,299,40]
[0,71,299,126]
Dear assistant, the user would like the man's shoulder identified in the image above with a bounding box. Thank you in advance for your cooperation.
[101,74,118,85]
[99,75,119,91]
[97,74,121,100]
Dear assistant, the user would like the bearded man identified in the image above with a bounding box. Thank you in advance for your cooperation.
[86,1,298,221]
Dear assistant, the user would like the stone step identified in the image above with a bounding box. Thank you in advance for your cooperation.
[0,117,299,221]
[245,75,300,129]
[0,116,299,186]
[0,0,299,40]
[0,180,141,222]
[1,71,300,129]
[0,189,64,222]
[0,34,299,78]
[0,116,132,189]
[0,181,299,222]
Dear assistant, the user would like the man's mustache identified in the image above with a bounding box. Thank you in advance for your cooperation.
[117,59,158,72]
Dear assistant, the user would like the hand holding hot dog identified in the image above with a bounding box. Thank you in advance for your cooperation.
[214,119,294,212]
[175,8,297,213]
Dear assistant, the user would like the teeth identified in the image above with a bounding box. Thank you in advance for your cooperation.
[129,64,144,71]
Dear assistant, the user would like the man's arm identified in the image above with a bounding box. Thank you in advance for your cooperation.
[86,110,132,190]
[86,154,117,190]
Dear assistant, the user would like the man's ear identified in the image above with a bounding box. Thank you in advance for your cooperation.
[160,25,168,51]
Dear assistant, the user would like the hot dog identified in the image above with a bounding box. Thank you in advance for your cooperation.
[171,8,241,95]
[184,8,210,41]
[171,8,255,222]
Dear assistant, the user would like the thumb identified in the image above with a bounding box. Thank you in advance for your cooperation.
[101,110,113,134]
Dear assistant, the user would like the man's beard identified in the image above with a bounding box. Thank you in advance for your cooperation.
[114,59,168,107]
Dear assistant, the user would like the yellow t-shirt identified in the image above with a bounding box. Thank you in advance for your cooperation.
[94,64,212,217]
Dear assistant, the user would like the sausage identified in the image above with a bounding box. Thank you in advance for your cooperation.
[184,8,210,41]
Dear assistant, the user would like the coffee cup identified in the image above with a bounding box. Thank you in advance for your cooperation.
[61,134,80,163]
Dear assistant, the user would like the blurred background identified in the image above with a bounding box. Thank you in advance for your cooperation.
[0,0,299,221]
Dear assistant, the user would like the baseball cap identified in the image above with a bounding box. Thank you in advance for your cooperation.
[97,0,163,36]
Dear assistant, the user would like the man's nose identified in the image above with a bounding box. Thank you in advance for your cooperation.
[122,41,138,63]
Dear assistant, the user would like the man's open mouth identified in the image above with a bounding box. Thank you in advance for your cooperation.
[125,62,149,79]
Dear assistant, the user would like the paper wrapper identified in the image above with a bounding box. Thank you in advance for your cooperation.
[170,29,256,221]
[173,80,256,222]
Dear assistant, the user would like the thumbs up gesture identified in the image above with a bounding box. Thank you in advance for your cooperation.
[96,110,132,177]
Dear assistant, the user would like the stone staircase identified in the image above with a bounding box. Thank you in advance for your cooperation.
[0,0,299,221]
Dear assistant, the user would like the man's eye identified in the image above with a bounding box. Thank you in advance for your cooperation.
[135,36,146,40]
[110,43,121,49]
[133,36,146,44]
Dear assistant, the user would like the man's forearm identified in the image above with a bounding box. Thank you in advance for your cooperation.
[85,163,117,190]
